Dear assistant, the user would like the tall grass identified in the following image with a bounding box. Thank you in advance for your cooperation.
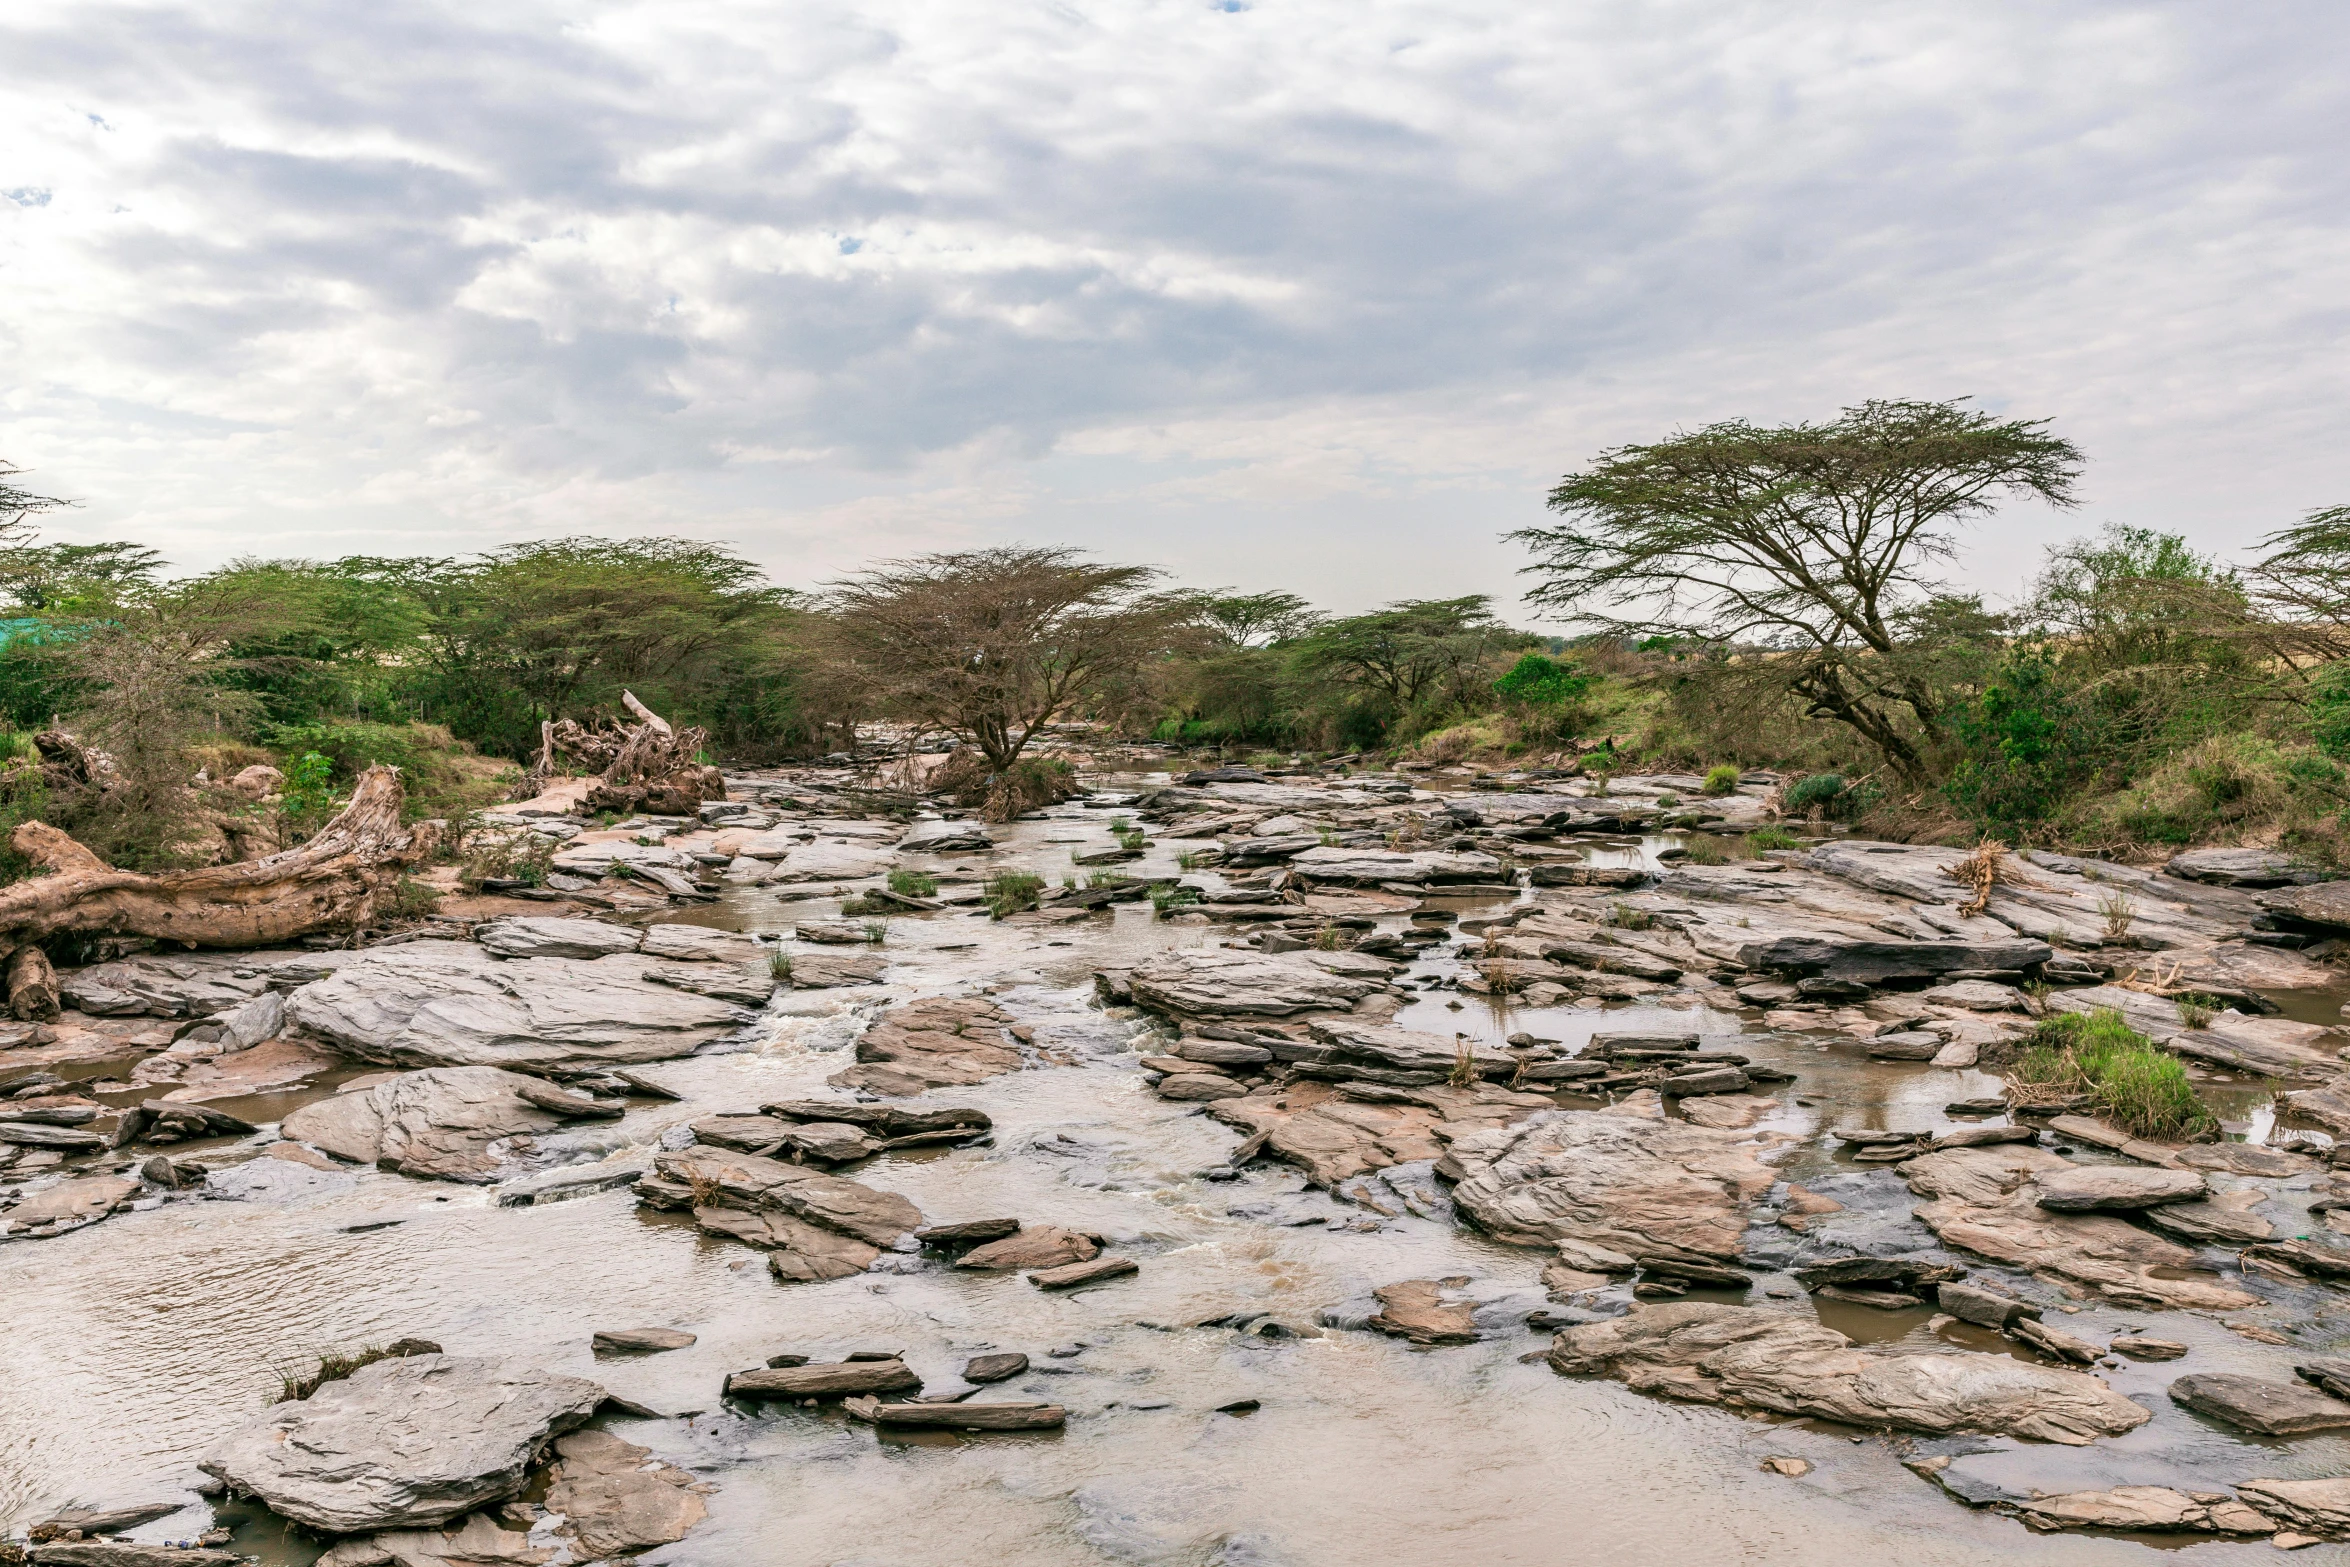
[2008,1008,2215,1139]
[984,871,1044,918]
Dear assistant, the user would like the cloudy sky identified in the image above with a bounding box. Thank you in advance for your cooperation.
[2,0,2345,622]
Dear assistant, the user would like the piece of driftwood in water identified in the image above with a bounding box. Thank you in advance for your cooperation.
[0,764,440,968]
[5,944,59,1021]
[513,690,724,816]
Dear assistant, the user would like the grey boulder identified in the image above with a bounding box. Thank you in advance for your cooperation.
[473,916,642,960]
[1125,949,1385,1019]
[281,1066,598,1183]
[283,941,747,1070]
[2169,1373,2350,1436]
[2164,847,2327,888]
[1445,1111,1777,1260]
[199,1354,605,1533]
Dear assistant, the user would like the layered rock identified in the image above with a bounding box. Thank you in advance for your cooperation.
[1444,1111,1777,1259]
[1124,949,1387,1020]
[199,1355,606,1533]
[1549,1302,2151,1445]
[282,1067,610,1183]
[284,942,748,1070]
[828,995,1023,1094]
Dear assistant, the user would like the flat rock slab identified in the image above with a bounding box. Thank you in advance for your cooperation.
[2,1174,140,1238]
[2034,1165,2208,1211]
[2238,1478,2350,1539]
[474,916,643,960]
[787,949,888,988]
[282,1066,590,1183]
[1205,1079,1551,1192]
[284,941,747,1071]
[593,1327,696,1352]
[1905,1147,2257,1311]
[964,1352,1029,1383]
[1028,1255,1139,1289]
[1445,1111,1777,1260]
[727,1360,920,1399]
[956,1225,1100,1271]
[2170,1374,2350,1436]
[1287,846,1504,885]
[1551,1302,2151,1445]
[2008,1486,2275,1536]
[2048,986,2339,1078]
[32,1548,243,1567]
[2166,847,2328,887]
[829,996,1022,1094]
[1125,949,1385,1019]
[540,1428,709,1558]
[862,1400,1065,1430]
[652,1149,921,1248]
[1369,1278,1480,1345]
[199,1354,606,1533]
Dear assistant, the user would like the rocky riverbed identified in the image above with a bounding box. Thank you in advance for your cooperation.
[10,755,2350,1563]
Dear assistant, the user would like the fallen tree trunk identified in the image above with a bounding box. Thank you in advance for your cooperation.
[511,690,724,816]
[0,764,441,956]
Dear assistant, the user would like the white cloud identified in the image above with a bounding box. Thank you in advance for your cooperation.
[0,0,2344,615]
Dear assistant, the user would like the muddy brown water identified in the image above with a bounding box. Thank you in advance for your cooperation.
[6,785,2350,1563]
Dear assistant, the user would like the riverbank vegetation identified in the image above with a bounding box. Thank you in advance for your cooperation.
[2,391,2346,865]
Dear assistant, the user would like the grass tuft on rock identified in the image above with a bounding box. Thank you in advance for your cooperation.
[2008,1008,2216,1140]
[984,871,1044,918]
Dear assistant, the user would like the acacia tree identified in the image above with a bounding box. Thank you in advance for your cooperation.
[1512,399,2084,777]
[1293,596,1524,716]
[827,546,1185,774]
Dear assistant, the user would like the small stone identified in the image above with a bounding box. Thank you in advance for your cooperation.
[2111,1336,2188,1361]
[963,1353,1029,1383]
[592,1327,696,1353]
[1760,1456,1812,1477]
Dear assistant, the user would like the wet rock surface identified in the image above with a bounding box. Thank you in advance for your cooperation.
[198,1355,606,1533]
[15,761,2350,1559]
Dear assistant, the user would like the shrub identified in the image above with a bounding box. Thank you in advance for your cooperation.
[382,875,440,920]
[984,871,1044,918]
[1784,773,1846,814]
[1701,764,1742,796]
[1493,653,1594,707]
[2008,1008,2215,1139]
[1747,825,1802,851]
[768,949,793,983]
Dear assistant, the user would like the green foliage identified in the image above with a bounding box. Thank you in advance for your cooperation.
[768,949,794,983]
[1149,881,1202,916]
[382,876,441,920]
[984,871,1045,918]
[1493,653,1593,707]
[1701,763,1741,796]
[1783,773,1847,814]
[887,868,938,898]
[2009,1009,2216,1139]
[2313,664,2350,762]
[280,751,338,816]
[1746,825,1802,851]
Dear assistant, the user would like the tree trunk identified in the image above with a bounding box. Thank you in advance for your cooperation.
[0,764,441,950]
[6,944,59,1020]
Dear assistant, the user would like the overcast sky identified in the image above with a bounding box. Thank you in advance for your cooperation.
[2,0,2345,622]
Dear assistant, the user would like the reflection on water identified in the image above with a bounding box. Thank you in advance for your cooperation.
[2,788,2344,1564]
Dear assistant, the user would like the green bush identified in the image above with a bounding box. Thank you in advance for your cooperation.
[2008,1008,2215,1139]
[1747,825,1802,851]
[887,868,938,898]
[1493,653,1594,707]
[1784,773,1846,814]
[1701,764,1741,796]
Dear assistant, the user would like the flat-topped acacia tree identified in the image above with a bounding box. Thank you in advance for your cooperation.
[1511,398,2084,778]
[826,545,1190,777]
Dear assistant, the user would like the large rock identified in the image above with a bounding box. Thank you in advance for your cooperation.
[1905,1146,2256,1311]
[56,953,277,1017]
[1125,949,1386,1019]
[2034,1165,2208,1211]
[2260,879,2350,934]
[643,1148,921,1280]
[638,923,767,963]
[898,819,992,853]
[31,1547,242,1567]
[199,1355,605,1533]
[2236,1478,2350,1539]
[1445,1111,1776,1260]
[1,1174,139,1238]
[1205,1079,1553,1192]
[829,996,1022,1094]
[2165,847,2327,888]
[473,917,642,960]
[2006,1487,2276,1536]
[2170,1374,2350,1436]
[539,1429,708,1558]
[1550,1302,2151,1444]
[1287,847,1504,886]
[284,942,747,1070]
[282,1067,595,1183]
[956,1225,1100,1271]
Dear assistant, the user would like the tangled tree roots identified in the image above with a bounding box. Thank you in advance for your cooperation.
[0,764,442,1016]
[927,747,1083,823]
[514,691,724,816]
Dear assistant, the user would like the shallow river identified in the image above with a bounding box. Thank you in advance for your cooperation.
[4,786,2348,1565]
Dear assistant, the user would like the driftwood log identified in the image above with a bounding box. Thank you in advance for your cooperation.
[512,690,724,816]
[0,764,440,1017]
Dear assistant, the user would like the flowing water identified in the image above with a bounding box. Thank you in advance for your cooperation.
[4,785,2348,1564]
